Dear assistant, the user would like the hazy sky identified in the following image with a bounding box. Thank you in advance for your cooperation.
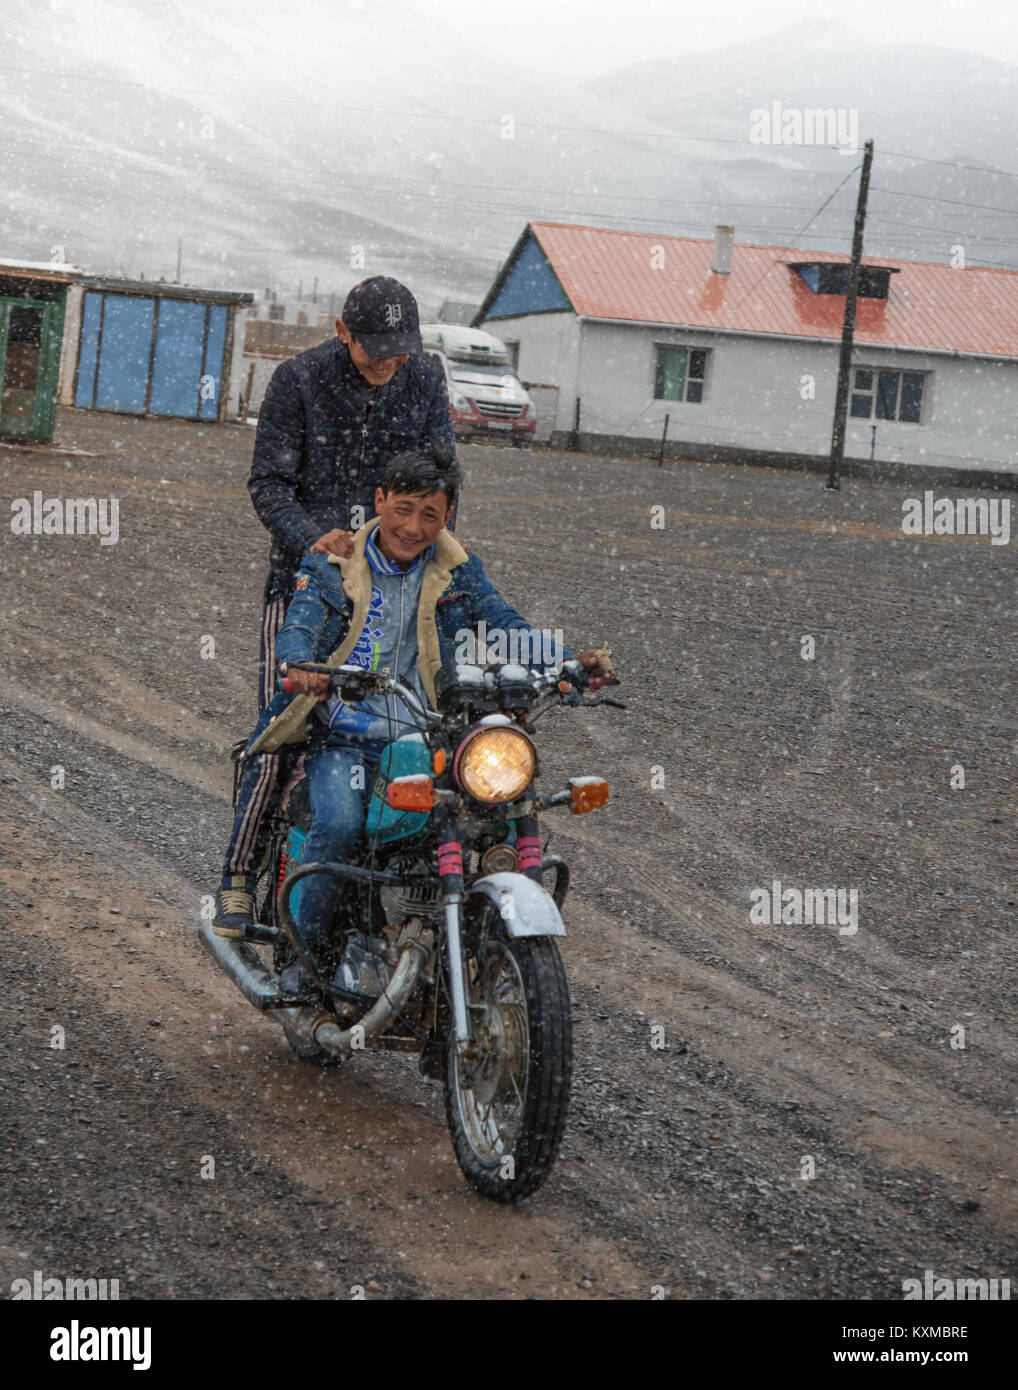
[434,0,1018,76]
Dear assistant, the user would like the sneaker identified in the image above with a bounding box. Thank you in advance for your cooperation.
[213,876,255,938]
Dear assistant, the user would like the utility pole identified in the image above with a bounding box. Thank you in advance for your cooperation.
[827,138,874,491]
[176,238,182,283]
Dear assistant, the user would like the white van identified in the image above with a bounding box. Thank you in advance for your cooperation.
[421,324,536,448]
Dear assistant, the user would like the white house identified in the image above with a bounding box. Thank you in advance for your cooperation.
[474,222,1018,480]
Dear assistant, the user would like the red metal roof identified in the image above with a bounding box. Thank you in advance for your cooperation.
[529,221,1018,359]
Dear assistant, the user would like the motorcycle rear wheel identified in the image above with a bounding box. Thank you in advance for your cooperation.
[443,917,572,1203]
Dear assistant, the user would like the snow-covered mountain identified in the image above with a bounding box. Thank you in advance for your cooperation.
[2,3,1015,311]
[584,22,1018,271]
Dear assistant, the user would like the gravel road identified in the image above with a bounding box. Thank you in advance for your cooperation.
[1,408,1015,1301]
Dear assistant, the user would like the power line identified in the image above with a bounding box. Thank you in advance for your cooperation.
[7,58,1018,191]
[865,215,1018,248]
[0,131,852,216]
[880,146,1018,183]
[724,162,863,317]
[870,185,1018,218]
[8,106,1018,233]
[0,61,904,160]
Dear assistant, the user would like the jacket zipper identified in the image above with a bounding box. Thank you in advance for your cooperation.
[356,386,376,487]
[391,569,407,726]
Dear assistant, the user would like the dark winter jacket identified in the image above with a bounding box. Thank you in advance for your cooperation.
[247,337,456,576]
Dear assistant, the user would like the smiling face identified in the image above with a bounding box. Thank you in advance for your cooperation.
[373,486,449,568]
[336,319,409,386]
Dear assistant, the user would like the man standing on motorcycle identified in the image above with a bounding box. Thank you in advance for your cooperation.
[213,277,455,937]
[259,448,611,987]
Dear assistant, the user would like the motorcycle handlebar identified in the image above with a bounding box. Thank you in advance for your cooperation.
[279,660,623,707]
[280,662,376,696]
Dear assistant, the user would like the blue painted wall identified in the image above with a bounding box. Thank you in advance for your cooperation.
[200,305,227,420]
[149,300,206,416]
[74,293,103,407]
[485,233,571,319]
[75,292,229,418]
[93,295,155,412]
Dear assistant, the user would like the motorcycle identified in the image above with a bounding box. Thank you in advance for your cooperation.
[198,653,623,1203]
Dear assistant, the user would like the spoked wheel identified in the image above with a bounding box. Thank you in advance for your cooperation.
[444,914,572,1203]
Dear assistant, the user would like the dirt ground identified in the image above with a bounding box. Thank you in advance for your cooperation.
[0,406,1015,1301]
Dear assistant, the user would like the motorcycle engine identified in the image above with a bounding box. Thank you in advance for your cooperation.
[380,854,442,924]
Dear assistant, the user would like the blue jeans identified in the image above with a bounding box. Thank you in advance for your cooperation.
[296,737,387,948]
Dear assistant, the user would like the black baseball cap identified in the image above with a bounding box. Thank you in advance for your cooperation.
[341,276,423,358]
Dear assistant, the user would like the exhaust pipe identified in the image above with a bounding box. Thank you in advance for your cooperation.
[198,918,434,1058]
[197,919,318,1038]
[198,919,281,1011]
[313,925,432,1056]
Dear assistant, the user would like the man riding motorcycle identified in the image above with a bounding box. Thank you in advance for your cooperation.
[247,447,611,991]
[213,276,455,939]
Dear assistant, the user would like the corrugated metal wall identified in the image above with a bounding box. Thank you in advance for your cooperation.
[74,290,229,419]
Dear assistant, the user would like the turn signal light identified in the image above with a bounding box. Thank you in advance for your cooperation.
[433,747,447,775]
[569,777,609,814]
[387,776,434,812]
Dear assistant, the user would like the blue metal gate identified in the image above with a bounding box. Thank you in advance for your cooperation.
[75,291,228,418]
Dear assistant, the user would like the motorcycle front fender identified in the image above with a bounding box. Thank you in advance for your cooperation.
[467,871,565,938]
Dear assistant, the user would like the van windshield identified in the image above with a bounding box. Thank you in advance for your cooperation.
[448,359,518,386]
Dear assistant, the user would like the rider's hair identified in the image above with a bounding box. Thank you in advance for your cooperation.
[381,447,461,513]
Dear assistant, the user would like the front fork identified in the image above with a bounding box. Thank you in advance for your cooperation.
[435,796,544,1057]
[435,802,471,1055]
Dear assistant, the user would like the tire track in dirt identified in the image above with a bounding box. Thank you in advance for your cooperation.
[1,764,662,1299]
[2,692,1013,1295]
[5,417,1016,1301]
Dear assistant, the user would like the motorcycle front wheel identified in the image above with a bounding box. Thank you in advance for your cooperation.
[443,914,572,1203]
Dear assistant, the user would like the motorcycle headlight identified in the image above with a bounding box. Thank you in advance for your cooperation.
[455,726,536,804]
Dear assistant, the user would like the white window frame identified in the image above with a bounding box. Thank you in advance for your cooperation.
[653,344,709,403]
[850,365,928,424]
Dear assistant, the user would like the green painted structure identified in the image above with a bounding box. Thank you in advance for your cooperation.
[0,264,75,443]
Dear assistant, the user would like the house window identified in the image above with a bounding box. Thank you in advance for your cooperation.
[654,346,707,402]
[792,264,895,299]
[819,265,891,298]
[850,368,926,423]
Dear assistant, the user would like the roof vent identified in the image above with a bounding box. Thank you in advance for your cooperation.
[711,225,734,275]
